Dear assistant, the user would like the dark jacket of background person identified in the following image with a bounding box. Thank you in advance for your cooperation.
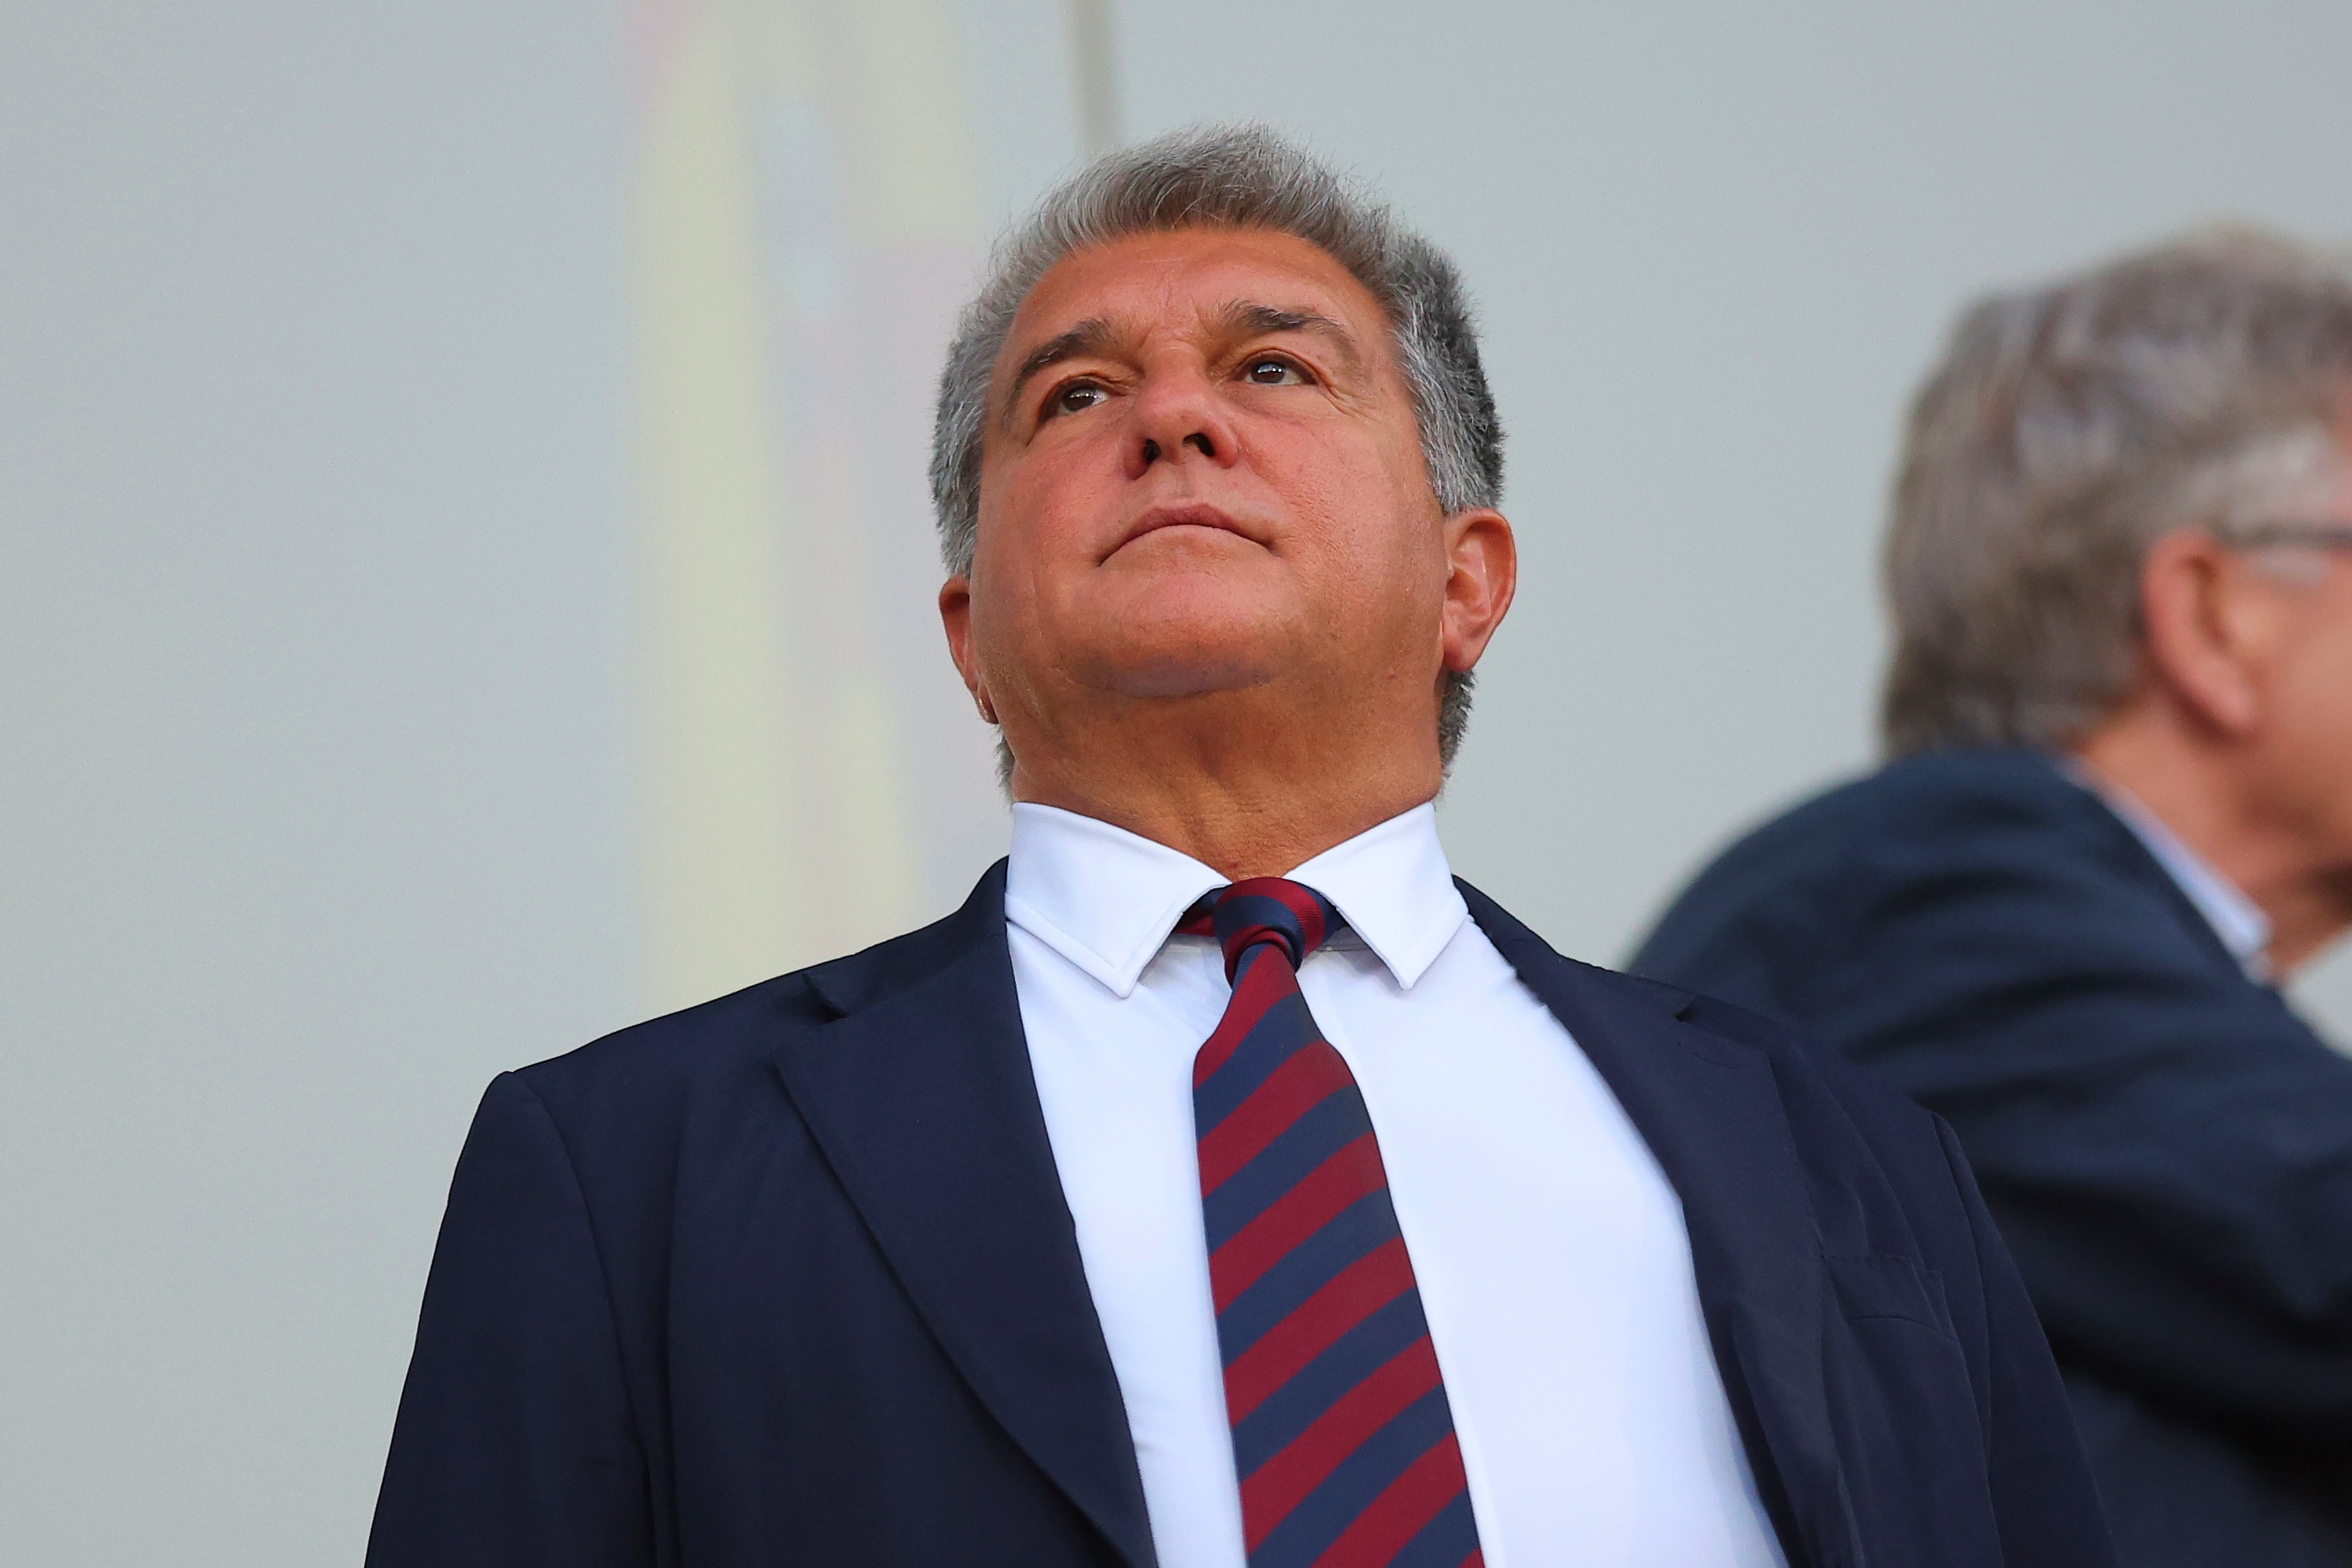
[366,864,2113,1568]
[1634,747,2352,1566]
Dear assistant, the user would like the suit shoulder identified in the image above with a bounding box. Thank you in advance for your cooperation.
[1635,749,2128,975]
[516,969,824,1095]
[1603,964,1944,1141]
[1686,749,2090,892]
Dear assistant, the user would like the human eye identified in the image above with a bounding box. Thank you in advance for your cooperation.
[1242,355,1310,386]
[1045,379,1110,419]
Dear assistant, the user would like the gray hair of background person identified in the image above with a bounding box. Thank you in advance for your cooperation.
[928,123,1505,767]
[1882,228,2352,756]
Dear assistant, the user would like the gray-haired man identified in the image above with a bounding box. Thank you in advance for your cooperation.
[372,127,2110,1568]
[1639,230,2352,1566]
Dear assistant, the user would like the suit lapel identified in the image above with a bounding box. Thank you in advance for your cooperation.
[1461,881,1859,1568]
[773,864,1157,1568]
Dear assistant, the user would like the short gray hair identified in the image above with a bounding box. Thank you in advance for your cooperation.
[928,124,1503,768]
[1882,227,2352,756]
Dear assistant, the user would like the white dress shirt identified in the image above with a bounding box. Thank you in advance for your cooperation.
[1005,802,1786,1568]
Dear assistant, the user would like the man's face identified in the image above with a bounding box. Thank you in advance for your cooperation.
[943,226,1483,759]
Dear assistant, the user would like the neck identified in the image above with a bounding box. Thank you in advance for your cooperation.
[2074,699,2352,974]
[1004,690,1442,881]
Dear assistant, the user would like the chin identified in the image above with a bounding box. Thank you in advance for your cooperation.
[1095,654,1282,699]
[1068,621,1291,698]
[1068,574,1301,698]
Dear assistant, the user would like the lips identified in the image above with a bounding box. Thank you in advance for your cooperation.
[1111,502,1264,556]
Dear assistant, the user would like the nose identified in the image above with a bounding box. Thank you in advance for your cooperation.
[1123,363,1241,480]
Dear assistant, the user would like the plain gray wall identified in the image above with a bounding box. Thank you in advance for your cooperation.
[5,2,2350,1562]
[2,3,637,1562]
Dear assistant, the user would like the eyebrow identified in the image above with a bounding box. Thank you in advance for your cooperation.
[1001,318,1120,425]
[997,300,1366,425]
[1213,302,1364,374]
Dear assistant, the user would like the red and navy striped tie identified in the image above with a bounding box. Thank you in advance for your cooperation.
[1183,878,1484,1568]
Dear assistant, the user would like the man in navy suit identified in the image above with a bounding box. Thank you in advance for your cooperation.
[1637,232,2352,1565]
[369,126,2109,1568]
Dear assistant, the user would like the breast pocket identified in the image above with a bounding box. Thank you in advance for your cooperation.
[1827,1251,1952,1335]
[1821,1252,2003,1568]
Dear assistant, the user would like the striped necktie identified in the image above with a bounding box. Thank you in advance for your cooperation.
[1182,878,1485,1568]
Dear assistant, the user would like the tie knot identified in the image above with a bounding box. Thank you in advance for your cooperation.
[1180,877,1345,983]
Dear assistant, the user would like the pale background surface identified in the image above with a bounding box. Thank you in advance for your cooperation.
[6,1,2352,1561]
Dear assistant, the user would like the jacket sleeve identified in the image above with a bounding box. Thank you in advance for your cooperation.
[1935,1116,2120,1568]
[1803,835,2352,1433]
[367,1072,653,1568]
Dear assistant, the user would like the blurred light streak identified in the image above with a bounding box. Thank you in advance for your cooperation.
[630,0,1002,1011]
[1066,0,1122,155]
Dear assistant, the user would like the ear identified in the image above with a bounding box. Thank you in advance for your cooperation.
[2139,530,2290,737]
[937,577,998,724]
[1439,508,1517,674]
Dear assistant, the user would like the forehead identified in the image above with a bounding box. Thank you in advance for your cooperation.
[995,227,1394,379]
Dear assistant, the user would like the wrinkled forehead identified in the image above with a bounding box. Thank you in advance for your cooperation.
[988,226,1402,397]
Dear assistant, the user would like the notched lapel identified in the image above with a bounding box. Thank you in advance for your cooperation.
[774,865,1158,1568]
[1459,881,1860,1568]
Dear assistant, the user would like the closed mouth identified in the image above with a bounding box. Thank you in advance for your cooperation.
[1110,503,1263,559]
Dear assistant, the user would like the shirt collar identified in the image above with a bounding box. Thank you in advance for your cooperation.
[1004,801,1469,998]
[2060,757,2273,977]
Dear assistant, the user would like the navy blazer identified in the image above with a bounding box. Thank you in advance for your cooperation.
[369,864,2111,1568]
[1634,749,2352,1566]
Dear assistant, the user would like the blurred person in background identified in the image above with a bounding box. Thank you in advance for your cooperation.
[1636,230,2352,1566]
[368,127,2112,1568]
